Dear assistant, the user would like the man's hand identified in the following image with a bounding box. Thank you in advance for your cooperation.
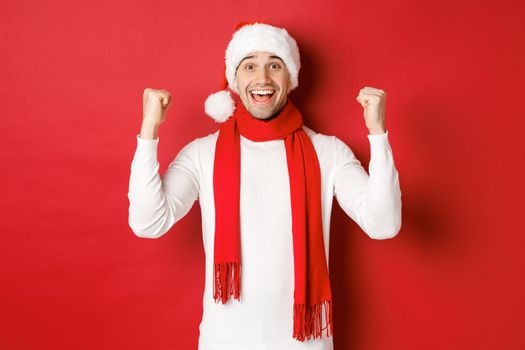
[140,88,172,139]
[356,87,387,135]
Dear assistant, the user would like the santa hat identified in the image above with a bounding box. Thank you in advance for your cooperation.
[204,21,301,123]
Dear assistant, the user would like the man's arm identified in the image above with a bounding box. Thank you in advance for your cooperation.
[333,131,402,239]
[127,87,199,238]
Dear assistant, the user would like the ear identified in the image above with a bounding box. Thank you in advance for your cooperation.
[232,79,239,94]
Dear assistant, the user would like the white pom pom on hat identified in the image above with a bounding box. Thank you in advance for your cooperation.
[204,20,301,123]
[204,86,237,124]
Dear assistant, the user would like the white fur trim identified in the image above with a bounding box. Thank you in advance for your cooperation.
[225,23,300,92]
[204,90,236,123]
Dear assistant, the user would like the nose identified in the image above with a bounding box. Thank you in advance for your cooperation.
[254,67,272,85]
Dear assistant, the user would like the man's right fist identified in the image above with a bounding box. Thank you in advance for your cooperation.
[142,88,172,126]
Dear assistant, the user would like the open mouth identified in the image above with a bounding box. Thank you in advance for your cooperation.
[249,89,276,105]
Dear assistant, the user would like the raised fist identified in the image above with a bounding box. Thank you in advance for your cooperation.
[356,86,387,134]
[142,88,172,126]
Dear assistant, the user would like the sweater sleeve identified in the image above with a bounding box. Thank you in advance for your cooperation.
[127,135,200,238]
[333,131,402,239]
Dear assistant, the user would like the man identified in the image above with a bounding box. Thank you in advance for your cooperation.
[128,21,401,350]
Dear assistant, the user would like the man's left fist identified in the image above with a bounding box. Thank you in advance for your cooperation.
[356,86,387,135]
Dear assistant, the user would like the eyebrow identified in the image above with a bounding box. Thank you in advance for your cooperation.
[238,55,284,65]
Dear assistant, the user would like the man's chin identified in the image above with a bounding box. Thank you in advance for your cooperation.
[240,96,285,120]
[246,104,276,120]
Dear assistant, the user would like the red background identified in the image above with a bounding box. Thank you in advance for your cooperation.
[1,0,524,349]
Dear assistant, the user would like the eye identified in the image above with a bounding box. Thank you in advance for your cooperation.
[270,63,280,69]
[244,64,254,70]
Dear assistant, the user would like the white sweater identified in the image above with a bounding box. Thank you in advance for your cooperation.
[128,125,402,350]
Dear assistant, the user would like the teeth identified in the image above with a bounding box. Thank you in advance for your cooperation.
[251,90,274,95]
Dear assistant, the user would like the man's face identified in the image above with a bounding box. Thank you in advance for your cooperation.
[233,51,291,120]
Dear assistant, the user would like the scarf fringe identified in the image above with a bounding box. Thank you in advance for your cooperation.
[293,300,333,342]
[213,261,241,304]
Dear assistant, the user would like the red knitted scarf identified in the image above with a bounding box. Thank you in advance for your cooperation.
[212,94,333,341]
